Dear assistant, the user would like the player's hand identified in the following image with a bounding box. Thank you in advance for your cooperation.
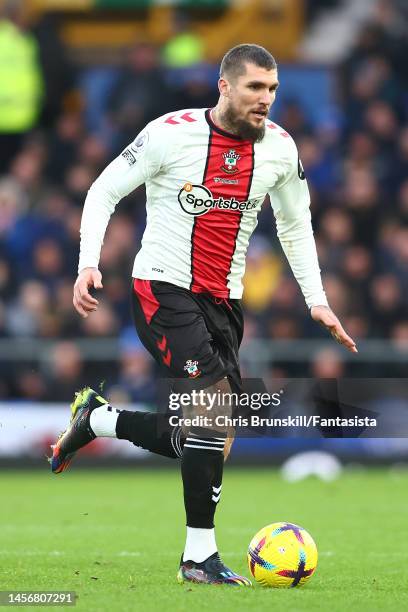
[310,305,358,353]
[73,267,103,318]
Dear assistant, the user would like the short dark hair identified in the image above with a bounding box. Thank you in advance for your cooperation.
[220,44,277,80]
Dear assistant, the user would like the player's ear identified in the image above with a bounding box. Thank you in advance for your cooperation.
[218,77,230,98]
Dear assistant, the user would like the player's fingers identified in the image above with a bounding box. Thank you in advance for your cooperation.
[73,287,98,316]
[79,296,98,310]
[73,295,89,318]
[73,289,95,313]
[75,282,99,306]
[330,324,358,353]
[79,289,98,306]
[78,302,98,316]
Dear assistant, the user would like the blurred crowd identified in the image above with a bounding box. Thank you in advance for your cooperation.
[0,0,407,401]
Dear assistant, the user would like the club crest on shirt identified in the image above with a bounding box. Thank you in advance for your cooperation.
[183,359,201,378]
[221,149,240,174]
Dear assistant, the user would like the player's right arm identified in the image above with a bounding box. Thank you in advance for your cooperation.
[73,126,167,317]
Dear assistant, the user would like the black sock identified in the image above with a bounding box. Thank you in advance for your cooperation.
[181,428,226,529]
[116,410,184,459]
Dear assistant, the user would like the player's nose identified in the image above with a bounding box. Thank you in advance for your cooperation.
[259,90,272,105]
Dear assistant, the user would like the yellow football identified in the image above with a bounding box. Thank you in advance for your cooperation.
[248,522,318,587]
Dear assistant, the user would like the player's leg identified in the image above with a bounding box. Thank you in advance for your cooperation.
[115,278,236,465]
[50,280,188,472]
[50,285,242,471]
[50,386,186,473]
[130,280,250,585]
[197,296,244,466]
[49,278,214,473]
[51,280,250,584]
[50,387,108,474]
[178,375,250,585]
[50,382,233,474]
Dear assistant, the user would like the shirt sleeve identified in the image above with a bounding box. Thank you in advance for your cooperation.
[268,139,328,308]
[78,125,168,273]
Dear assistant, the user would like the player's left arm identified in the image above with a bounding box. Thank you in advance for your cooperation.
[269,140,357,353]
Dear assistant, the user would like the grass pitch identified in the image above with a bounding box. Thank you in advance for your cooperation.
[0,467,406,611]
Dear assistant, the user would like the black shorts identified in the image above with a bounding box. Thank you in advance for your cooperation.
[131,279,244,392]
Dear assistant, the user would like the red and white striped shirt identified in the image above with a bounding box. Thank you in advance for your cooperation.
[79,108,328,307]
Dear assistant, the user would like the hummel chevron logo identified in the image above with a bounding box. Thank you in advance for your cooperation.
[212,485,222,503]
[162,348,172,367]
[156,334,171,366]
[164,112,196,125]
[157,335,167,351]
[267,121,289,138]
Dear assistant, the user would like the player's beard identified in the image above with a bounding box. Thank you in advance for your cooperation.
[222,104,266,143]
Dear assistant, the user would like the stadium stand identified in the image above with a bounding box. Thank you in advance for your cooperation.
[0,0,407,401]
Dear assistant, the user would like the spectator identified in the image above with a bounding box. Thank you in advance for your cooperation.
[0,0,43,173]
[108,327,157,405]
[369,274,405,336]
[311,347,345,378]
[162,12,204,68]
[108,42,175,153]
[43,341,86,401]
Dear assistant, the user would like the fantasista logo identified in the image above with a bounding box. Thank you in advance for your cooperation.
[178,183,259,217]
